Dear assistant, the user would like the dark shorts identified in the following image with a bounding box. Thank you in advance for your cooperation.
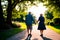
[26,24,32,30]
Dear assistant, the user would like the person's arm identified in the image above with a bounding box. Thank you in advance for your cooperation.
[31,15,36,24]
[37,17,40,22]
[25,15,27,23]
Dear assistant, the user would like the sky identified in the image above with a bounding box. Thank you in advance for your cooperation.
[28,3,48,20]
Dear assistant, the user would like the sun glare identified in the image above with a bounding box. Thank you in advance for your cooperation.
[28,2,48,20]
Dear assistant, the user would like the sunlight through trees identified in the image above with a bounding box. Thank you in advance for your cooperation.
[0,0,60,29]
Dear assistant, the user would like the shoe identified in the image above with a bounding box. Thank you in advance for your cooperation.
[28,34,30,37]
[40,34,43,37]
[29,34,32,37]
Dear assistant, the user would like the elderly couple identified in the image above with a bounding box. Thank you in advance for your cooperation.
[25,12,46,37]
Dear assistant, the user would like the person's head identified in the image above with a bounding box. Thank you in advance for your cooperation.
[29,12,31,14]
[40,14,43,16]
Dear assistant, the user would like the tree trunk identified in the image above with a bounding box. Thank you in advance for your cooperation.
[6,0,20,24]
[0,0,5,30]
[6,0,12,25]
[0,1,4,25]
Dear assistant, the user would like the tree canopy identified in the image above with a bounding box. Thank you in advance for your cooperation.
[0,0,60,29]
[43,0,60,18]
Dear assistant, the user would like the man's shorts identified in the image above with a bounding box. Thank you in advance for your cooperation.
[26,24,32,30]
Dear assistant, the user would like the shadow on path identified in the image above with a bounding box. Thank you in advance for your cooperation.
[7,30,26,40]
[25,35,31,40]
[41,36,52,40]
[32,38,38,40]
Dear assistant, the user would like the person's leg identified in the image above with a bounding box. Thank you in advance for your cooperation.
[28,29,32,37]
[30,29,32,34]
[27,28,31,37]
[40,30,43,34]
[27,25,30,35]
[40,30,43,36]
[27,28,29,34]
[30,25,32,34]
[29,26,32,37]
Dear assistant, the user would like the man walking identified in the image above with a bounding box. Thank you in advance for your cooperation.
[25,12,34,37]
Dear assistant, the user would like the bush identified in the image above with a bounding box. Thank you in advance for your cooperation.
[53,18,60,25]
[47,22,50,25]
[0,23,13,30]
[12,23,21,28]
[50,22,54,26]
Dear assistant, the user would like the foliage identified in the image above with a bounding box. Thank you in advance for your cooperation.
[43,0,60,25]
[2,0,41,21]
[1,0,41,29]
[50,18,60,26]
[1,0,60,29]
[12,21,27,29]
[43,0,60,12]
[53,25,60,29]
[50,22,54,26]
[45,11,54,20]
[43,0,60,18]
[12,8,21,19]
[53,18,60,25]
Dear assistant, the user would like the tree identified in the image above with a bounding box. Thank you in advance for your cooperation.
[45,11,54,25]
[6,0,24,25]
[0,0,5,29]
[6,0,41,25]
[6,0,12,24]
[42,0,60,18]
[45,11,54,20]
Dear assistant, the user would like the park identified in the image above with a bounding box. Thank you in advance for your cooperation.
[0,0,60,40]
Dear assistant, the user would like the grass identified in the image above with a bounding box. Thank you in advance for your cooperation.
[47,25,60,34]
[0,22,27,40]
[53,25,60,29]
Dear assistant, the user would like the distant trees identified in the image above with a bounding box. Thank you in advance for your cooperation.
[42,0,60,25]
[42,0,60,18]
[45,11,54,20]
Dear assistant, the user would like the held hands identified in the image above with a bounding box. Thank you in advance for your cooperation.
[34,20,38,25]
[36,20,39,23]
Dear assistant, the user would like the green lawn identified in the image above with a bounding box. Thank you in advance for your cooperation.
[0,22,26,40]
[47,25,60,34]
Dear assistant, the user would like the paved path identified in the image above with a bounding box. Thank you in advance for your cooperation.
[7,25,60,40]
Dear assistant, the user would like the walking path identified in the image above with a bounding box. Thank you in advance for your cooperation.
[7,25,60,40]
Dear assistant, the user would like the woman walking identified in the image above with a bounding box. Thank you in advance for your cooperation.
[37,14,46,37]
